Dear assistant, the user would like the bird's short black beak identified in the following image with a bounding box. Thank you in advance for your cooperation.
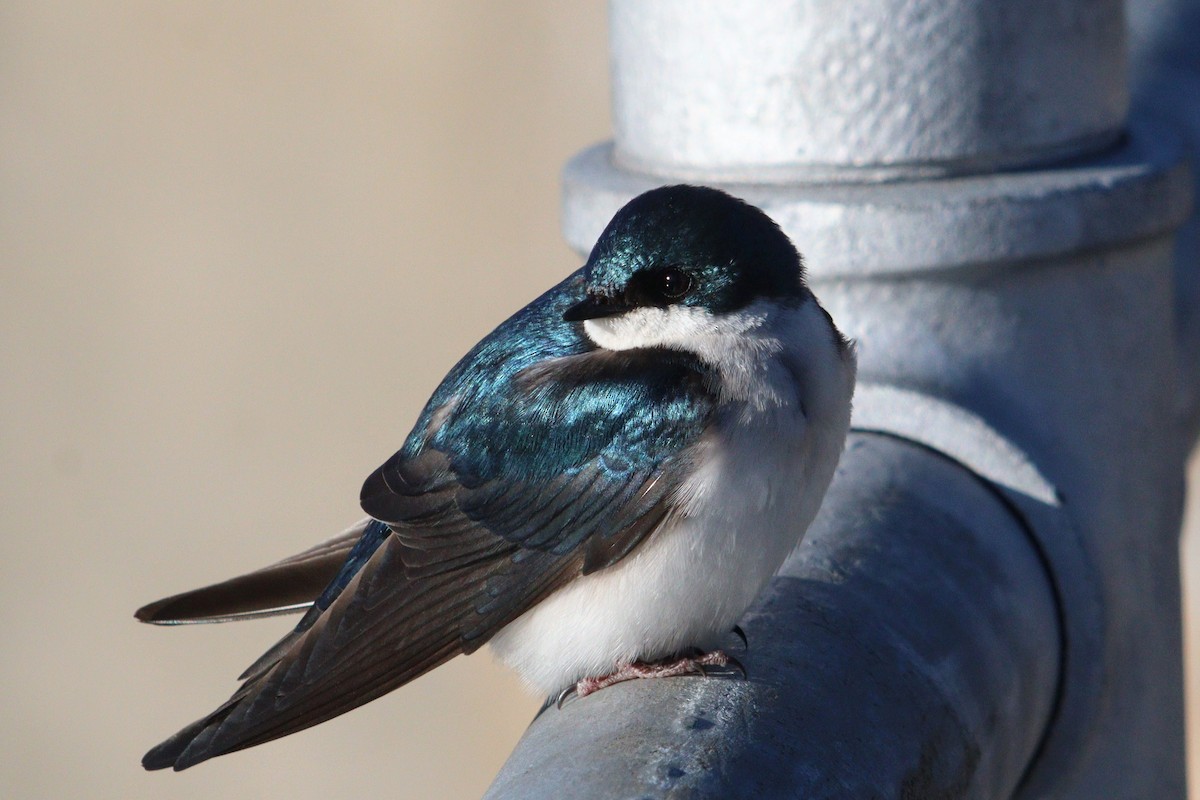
[563,295,632,322]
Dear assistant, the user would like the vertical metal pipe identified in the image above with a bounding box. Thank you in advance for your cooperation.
[609,0,1127,181]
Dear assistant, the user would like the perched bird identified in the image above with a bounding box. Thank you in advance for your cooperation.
[136,184,857,771]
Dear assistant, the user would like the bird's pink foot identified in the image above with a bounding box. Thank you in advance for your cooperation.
[557,650,744,707]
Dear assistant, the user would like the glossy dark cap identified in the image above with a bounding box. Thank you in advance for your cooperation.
[574,185,808,318]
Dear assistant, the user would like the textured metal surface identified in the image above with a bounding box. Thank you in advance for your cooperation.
[485,434,1059,800]
[820,232,1187,795]
[851,384,1059,504]
[562,127,1193,279]
[611,0,1128,182]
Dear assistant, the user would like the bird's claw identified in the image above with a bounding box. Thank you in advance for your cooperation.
[731,624,749,651]
[555,648,748,708]
[692,649,748,679]
[555,684,576,709]
[720,652,748,679]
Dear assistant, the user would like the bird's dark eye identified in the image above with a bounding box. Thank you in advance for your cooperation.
[658,267,692,300]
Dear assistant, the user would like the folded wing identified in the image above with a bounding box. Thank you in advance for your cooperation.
[141,280,716,770]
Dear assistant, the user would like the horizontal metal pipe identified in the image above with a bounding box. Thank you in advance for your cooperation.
[485,433,1060,799]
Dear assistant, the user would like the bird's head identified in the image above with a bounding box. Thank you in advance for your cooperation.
[564,185,810,351]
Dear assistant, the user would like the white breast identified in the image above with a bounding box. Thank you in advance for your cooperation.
[487,297,856,694]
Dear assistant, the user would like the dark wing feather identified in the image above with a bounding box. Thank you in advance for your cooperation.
[363,447,688,574]
[143,525,580,770]
[134,521,370,624]
[143,276,717,770]
[145,445,693,769]
[362,347,714,572]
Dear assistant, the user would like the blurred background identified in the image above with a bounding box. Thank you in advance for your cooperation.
[0,2,1196,798]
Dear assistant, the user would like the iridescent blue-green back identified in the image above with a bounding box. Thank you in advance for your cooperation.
[398,269,715,485]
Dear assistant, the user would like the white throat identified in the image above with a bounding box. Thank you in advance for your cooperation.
[582,300,820,411]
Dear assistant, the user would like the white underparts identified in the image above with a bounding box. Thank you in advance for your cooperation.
[488,297,857,694]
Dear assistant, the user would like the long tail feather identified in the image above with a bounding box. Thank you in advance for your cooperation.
[135,520,371,625]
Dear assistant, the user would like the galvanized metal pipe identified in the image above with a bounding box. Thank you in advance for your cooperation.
[610,0,1127,182]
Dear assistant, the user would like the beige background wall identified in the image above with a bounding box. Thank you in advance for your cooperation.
[1,3,1196,799]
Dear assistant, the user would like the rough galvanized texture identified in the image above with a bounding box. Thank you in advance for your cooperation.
[562,126,1193,279]
[611,0,1128,182]
[819,232,1188,796]
[484,434,1059,800]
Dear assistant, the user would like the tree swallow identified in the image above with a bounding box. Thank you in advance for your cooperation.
[136,184,857,771]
